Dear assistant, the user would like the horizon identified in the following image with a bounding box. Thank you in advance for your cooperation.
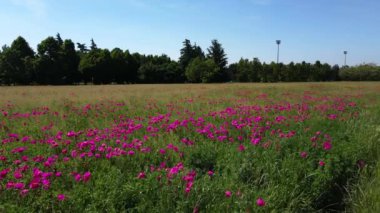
[1,0,379,66]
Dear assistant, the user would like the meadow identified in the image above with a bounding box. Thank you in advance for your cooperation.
[0,83,379,212]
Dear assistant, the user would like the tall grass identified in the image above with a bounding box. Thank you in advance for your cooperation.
[0,82,379,212]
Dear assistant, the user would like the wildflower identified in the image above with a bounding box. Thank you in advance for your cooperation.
[42,179,50,190]
[20,189,29,196]
[57,194,66,201]
[300,151,308,158]
[238,144,246,152]
[319,161,325,166]
[256,197,266,206]
[208,170,214,177]
[74,174,81,182]
[29,180,40,189]
[185,187,191,194]
[327,114,337,120]
[159,149,166,155]
[225,190,232,198]
[137,172,146,179]
[14,182,25,190]
[14,171,23,179]
[323,141,332,150]
[251,138,261,145]
[6,181,15,189]
[67,131,76,137]
[21,156,29,162]
[83,171,91,183]
[0,168,10,179]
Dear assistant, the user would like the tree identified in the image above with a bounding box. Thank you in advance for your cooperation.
[207,40,227,70]
[137,54,180,83]
[111,48,128,83]
[90,39,97,50]
[179,39,205,71]
[35,36,59,84]
[251,58,262,82]
[179,39,193,70]
[76,43,89,53]
[0,36,35,85]
[330,65,340,81]
[235,58,251,82]
[207,39,228,82]
[185,57,220,83]
[56,33,63,46]
[125,51,139,83]
[79,48,112,84]
[61,39,80,84]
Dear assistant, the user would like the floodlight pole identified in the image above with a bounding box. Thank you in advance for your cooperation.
[276,40,281,64]
[343,51,347,66]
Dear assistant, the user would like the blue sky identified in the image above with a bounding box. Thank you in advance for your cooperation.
[1,0,379,66]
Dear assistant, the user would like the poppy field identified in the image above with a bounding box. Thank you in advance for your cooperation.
[0,83,379,212]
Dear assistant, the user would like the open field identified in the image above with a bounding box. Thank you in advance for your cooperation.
[1,82,380,212]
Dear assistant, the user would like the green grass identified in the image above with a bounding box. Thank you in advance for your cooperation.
[0,82,379,212]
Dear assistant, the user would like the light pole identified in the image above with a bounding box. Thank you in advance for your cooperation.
[343,51,348,66]
[276,40,281,64]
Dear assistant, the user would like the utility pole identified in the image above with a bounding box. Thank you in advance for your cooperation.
[343,51,347,67]
[276,40,281,64]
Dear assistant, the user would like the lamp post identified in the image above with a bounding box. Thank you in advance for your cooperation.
[343,51,347,66]
[276,40,281,64]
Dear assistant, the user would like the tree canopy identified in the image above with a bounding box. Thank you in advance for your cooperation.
[0,35,377,85]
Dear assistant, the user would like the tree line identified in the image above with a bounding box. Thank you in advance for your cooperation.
[0,34,378,85]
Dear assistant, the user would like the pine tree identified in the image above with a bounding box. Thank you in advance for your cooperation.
[207,39,227,71]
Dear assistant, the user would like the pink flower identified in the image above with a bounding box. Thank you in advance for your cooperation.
[83,171,91,182]
[137,172,146,179]
[300,151,308,158]
[14,182,25,190]
[319,161,325,166]
[207,170,214,177]
[251,138,261,145]
[14,171,23,179]
[67,131,76,137]
[323,141,332,150]
[256,197,266,206]
[0,168,10,179]
[185,187,191,194]
[74,174,81,182]
[6,181,15,189]
[55,172,62,177]
[225,190,232,198]
[238,144,246,152]
[327,114,337,120]
[29,180,40,189]
[42,179,50,190]
[159,149,166,155]
[20,189,29,196]
[57,194,66,201]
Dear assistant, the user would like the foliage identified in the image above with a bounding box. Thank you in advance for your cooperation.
[0,83,379,212]
[0,37,34,85]
[0,35,379,84]
[185,58,220,83]
[339,64,380,81]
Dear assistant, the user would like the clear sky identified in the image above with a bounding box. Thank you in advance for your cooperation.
[1,0,379,66]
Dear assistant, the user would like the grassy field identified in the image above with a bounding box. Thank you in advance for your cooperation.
[0,82,379,212]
